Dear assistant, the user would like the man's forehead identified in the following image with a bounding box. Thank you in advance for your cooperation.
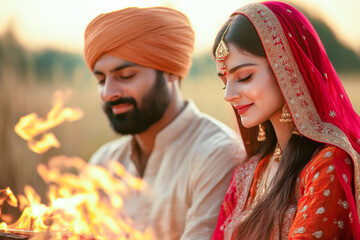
[94,54,138,73]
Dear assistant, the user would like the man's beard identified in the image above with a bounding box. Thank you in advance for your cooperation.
[103,71,171,135]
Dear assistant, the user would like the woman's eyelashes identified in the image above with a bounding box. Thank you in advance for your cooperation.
[222,73,253,90]
[221,78,227,90]
[237,73,253,82]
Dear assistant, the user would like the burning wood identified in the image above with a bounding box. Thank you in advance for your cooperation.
[0,232,28,240]
[0,229,99,240]
[0,229,35,239]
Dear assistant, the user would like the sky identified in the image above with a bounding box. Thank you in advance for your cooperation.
[0,0,359,55]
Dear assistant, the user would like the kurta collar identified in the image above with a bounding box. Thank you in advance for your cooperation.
[153,100,199,149]
[127,100,199,176]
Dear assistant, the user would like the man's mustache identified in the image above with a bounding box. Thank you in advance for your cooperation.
[105,97,137,109]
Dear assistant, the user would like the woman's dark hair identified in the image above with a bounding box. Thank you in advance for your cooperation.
[213,14,325,240]
[212,14,266,59]
[213,14,268,157]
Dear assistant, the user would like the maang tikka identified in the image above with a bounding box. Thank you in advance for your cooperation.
[215,20,232,76]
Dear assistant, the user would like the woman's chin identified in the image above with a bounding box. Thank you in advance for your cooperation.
[240,119,258,129]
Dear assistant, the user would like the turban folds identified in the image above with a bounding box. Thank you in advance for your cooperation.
[84,7,195,79]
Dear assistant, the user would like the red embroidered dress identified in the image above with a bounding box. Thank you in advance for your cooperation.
[212,1,360,239]
[212,146,353,239]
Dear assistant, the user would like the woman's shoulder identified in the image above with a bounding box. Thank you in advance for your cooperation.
[299,145,350,184]
[307,145,348,167]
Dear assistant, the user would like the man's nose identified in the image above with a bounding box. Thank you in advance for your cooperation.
[101,78,123,102]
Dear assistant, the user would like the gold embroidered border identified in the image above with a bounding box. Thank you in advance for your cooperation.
[223,157,258,239]
[272,204,296,240]
[222,155,295,239]
[237,3,360,223]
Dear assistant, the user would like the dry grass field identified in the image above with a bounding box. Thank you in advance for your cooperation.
[0,60,359,222]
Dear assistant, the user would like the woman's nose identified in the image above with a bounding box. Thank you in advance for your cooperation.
[223,81,241,103]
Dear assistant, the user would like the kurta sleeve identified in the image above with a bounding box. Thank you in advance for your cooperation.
[179,143,240,240]
[289,146,353,239]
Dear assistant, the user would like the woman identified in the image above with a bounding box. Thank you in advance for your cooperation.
[211,1,360,239]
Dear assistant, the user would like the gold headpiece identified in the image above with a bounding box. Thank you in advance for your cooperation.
[215,20,232,75]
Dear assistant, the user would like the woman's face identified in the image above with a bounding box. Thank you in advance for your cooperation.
[216,42,285,128]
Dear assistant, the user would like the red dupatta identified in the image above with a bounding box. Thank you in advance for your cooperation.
[230,1,360,238]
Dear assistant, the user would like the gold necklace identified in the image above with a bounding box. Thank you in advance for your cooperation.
[253,143,282,204]
[242,143,283,221]
[272,142,282,162]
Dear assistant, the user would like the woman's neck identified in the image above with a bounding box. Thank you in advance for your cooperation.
[269,110,295,149]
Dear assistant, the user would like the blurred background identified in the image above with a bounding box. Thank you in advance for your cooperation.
[0,0,359,222]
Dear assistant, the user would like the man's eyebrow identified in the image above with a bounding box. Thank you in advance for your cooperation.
[93,62,138,75]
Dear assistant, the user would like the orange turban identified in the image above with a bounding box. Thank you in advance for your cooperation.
[84,7,195,79]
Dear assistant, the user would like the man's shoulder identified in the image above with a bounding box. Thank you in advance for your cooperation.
[176,101,240,144]
[184,111,244,166]
[94,136,132,154]
[190,110,241,146]
[89,136,132,165]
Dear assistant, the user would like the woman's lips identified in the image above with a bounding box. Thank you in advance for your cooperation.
[111,103,133,115]
[234,104,253,115]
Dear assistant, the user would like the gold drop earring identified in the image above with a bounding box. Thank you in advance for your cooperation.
[292,128,301,136]
[280,104,293,122]
[257,123,266,142]
[280,104,302,136]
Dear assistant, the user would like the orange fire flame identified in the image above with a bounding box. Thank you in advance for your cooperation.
[14,90,83,154]
[1,157,153,239]
[0,188,18,208]
[1,91,154,239]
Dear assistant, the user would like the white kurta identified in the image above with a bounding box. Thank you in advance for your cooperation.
[89,101,244,240]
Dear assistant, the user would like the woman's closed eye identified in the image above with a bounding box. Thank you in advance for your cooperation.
[222,73,253,90]
[237,73,253,82]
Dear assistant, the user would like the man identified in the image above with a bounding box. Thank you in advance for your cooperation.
[84,7,244,240]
